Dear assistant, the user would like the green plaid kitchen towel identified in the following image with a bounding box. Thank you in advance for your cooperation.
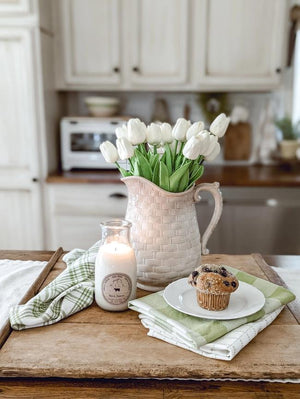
[128,266,295,361]
[9,241,100,330]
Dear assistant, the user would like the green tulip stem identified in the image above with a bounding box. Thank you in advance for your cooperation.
[174,140,178,156]
[179,141,185,155]
[128,158,134,170]
[115,161,123,175]
[153,145,157,155]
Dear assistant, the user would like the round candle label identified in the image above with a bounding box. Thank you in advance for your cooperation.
[101,273,132,305]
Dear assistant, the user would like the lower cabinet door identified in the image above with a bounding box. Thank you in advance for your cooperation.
[0,188,43,250]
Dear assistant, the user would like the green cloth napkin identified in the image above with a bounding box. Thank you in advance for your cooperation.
[9,242,99,330]
[128,266,295,360]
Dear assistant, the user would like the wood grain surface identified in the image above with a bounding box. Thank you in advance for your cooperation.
[0,248,63,349]
[224,122,251,160]
[0,379,299,398]
[46,164,300,187]
[0,253,299,383]
[253,253,300,325]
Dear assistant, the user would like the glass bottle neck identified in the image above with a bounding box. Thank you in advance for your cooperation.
[100,219,132,247]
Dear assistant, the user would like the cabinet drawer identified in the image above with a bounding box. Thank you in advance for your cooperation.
[46,183,128,250]
[49,184,128,216]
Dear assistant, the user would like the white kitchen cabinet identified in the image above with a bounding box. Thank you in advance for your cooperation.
[55,0,121,87]
[0,0,33,16]
[125,0,189,87]
[46,183,128,250]
[0,27,43,249]
[192,0,288,91]
[55,0,288,91]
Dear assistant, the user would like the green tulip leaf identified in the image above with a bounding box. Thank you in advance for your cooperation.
[152,159,159,185]
[149,153,160,169]
[187,165,205,189]
[134,149,152,180]
[159,161,170,191]
[175,154,184,170]
[132,158,140,176]
[169,162,191,192]
[190,164,204,182]
[164,144,173,175]
[119,166,132,177]
[178,170,190,192]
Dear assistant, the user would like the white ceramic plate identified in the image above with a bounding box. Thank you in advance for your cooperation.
[163,278,265,320]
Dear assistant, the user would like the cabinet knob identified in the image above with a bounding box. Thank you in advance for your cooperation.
[132,66,140,73]
[113,67,120,73]
[109,192,127,199]
[32,177,39,182]
[276,67,281,73]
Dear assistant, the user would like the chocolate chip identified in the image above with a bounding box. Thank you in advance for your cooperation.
[223,281,230,286]
[231,281,237,288]
[220,271,227,277]
[203,267,211,272]
[192,271,199,278]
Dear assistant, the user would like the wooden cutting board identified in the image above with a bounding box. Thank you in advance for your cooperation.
[224,122,251,160]
[0,248,63,349]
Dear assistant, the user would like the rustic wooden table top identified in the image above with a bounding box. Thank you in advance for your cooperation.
[0,251,299,397]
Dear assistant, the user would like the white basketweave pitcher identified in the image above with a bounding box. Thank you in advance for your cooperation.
[122,176,223,292]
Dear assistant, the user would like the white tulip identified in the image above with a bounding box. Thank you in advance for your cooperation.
[115,124,128,139]
[210,113,230,138]
[146,123,162,145]
[206,142,221,161]
[201,134,218,156]
[197,130,210,155]
[172,118,191,141]
[182,136,202,160]
[127,118,147,145]
[161,122,173,144]
[116,137,134,160]
[186,121,205,140]
[99,141,119,163]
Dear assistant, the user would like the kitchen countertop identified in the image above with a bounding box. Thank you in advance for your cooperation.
[46,164,300,187]
[0,250,299,397]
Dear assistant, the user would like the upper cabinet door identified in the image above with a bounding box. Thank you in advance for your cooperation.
[0,0,32,16]
[192,0,288,90]
[56,0,121,87]
[126,0,189,87]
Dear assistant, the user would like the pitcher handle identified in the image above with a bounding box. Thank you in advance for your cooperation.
[194,182,223,255]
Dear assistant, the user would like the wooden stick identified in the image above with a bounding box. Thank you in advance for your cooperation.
[0,247,63,349]
[252,253,300,325]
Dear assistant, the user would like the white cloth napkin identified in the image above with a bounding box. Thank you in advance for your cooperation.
[272,267,300,310]
[0,259,47,333]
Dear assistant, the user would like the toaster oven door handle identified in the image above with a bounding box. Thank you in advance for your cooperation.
[109,193,128,199]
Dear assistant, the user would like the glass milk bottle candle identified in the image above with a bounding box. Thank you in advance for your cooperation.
[95,219,137,311]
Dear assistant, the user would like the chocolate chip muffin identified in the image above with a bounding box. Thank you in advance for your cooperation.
[188,264,239,311]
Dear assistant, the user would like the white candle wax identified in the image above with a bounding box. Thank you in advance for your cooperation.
[95,241,137,311]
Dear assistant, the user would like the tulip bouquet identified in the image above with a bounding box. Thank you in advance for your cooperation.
[100,113,230,193]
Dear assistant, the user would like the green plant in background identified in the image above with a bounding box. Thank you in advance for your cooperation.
[197,93,230,124]
[275,117,300,141]
[100,114,230,193]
